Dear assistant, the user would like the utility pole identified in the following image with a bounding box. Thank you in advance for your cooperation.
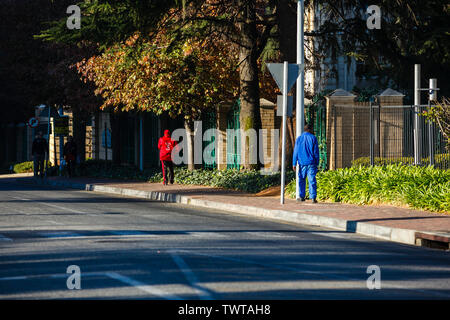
[428,78,438,167]
[295,0,305,199]
[414,64,421,165]
[59,107,64,176]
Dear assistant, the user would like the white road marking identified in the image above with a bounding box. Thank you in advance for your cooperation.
[168,251,214,300]
[0,234,13,242]
[0,276,26,281]
[188,232,228,238]
[8,196,30,201]
[7,195,94,216]
[105,272,183,300]
[171,249,450,299]
[109,231,152,236]
[244,231,297,238]
[308,232,358,239]
[39,231,82,238]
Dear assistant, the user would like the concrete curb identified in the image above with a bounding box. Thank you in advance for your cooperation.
[42,179,449,249]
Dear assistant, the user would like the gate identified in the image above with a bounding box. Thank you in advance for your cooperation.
[202,110,217,169]
[143,112,160,168]
[120,114,135,165]
[305,101,327,171]
[226,100,241,170]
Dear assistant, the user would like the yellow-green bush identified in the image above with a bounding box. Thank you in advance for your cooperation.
[286,164,449,213]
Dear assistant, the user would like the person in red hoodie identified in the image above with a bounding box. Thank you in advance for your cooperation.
[158,129,177,185]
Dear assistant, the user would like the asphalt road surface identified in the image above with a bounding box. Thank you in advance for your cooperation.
[1,180,449,299]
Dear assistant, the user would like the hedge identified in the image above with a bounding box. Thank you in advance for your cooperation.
[352,154,450,169]
[286,164,449,213]
[12,161,52,173]
[75,159,295,194]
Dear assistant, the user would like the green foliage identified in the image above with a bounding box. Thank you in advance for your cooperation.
[421,97,450,151]
[13,161,52,173]
[352,154,450,169]
[37,0,178,50]
[286,164,450,213]
[75,159,161,181]
[173,168,295,193]
[352,86,381,102]
[314,0,450,97]
[72,159,294,193]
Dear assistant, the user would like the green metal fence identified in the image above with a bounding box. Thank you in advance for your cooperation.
[202,110,217,169]
[143,112,160,168]
[226,100,241,170]
[120,115,135,165]
[305,101,328,171]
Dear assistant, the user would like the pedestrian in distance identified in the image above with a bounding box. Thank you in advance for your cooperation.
[158,129,177,185]
[31,131,48,179]
[292,124,320,203]
[63,136,77,178]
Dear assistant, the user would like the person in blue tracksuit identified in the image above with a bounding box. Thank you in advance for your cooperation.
[292,124,320,203]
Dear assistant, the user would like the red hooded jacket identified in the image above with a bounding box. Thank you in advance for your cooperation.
[158,130,177,161]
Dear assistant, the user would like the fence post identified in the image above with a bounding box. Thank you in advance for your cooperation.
[104,121,107,161]
[428,117,434,167]
[370,100,374,166]
[325,89,356,170]
[377,88,405,163]
[414,64,422,165]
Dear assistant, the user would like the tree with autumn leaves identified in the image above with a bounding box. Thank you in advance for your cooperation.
[37,0,449,170]
[39,0,278,169]
[76,14,240,168]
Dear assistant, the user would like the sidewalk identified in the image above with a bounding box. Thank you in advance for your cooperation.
[3,173,450,249]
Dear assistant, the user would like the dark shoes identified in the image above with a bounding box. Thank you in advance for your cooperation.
[297,198,318,203]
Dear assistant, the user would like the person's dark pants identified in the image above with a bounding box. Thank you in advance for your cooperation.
[298,164,318,199]
[67,159,75,177]
[33,154,45,178]
[161,160,174,185]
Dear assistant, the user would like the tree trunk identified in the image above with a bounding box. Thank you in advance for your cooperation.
[184,118,195,171]
[71,107,87,163]
[238,0,261,170]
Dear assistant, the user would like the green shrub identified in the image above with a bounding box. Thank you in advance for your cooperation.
[286,164,450,213]
[173,168,295,193]
[352,154,450,169]
[72,159,294,194]
[13,161,52,173]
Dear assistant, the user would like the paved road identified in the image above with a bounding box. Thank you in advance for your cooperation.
[0,180,449,299]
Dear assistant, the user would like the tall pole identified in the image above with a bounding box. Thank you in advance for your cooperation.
[369,100,374,166]
[140,114,144,171]
[104,122,108,161]
[59,107,64,175]
[414,64,421,165]
[428,78,437,167]
[295,0,305,199]
[280,61,288,205]
[45,105,51,178]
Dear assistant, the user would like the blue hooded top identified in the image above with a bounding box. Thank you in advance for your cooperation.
[292,131,320,166]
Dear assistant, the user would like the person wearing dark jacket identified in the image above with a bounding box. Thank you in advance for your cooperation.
[158,130,177,185]
[63,136,77,177]
[292,124,320,203]
[32,131,48,178]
